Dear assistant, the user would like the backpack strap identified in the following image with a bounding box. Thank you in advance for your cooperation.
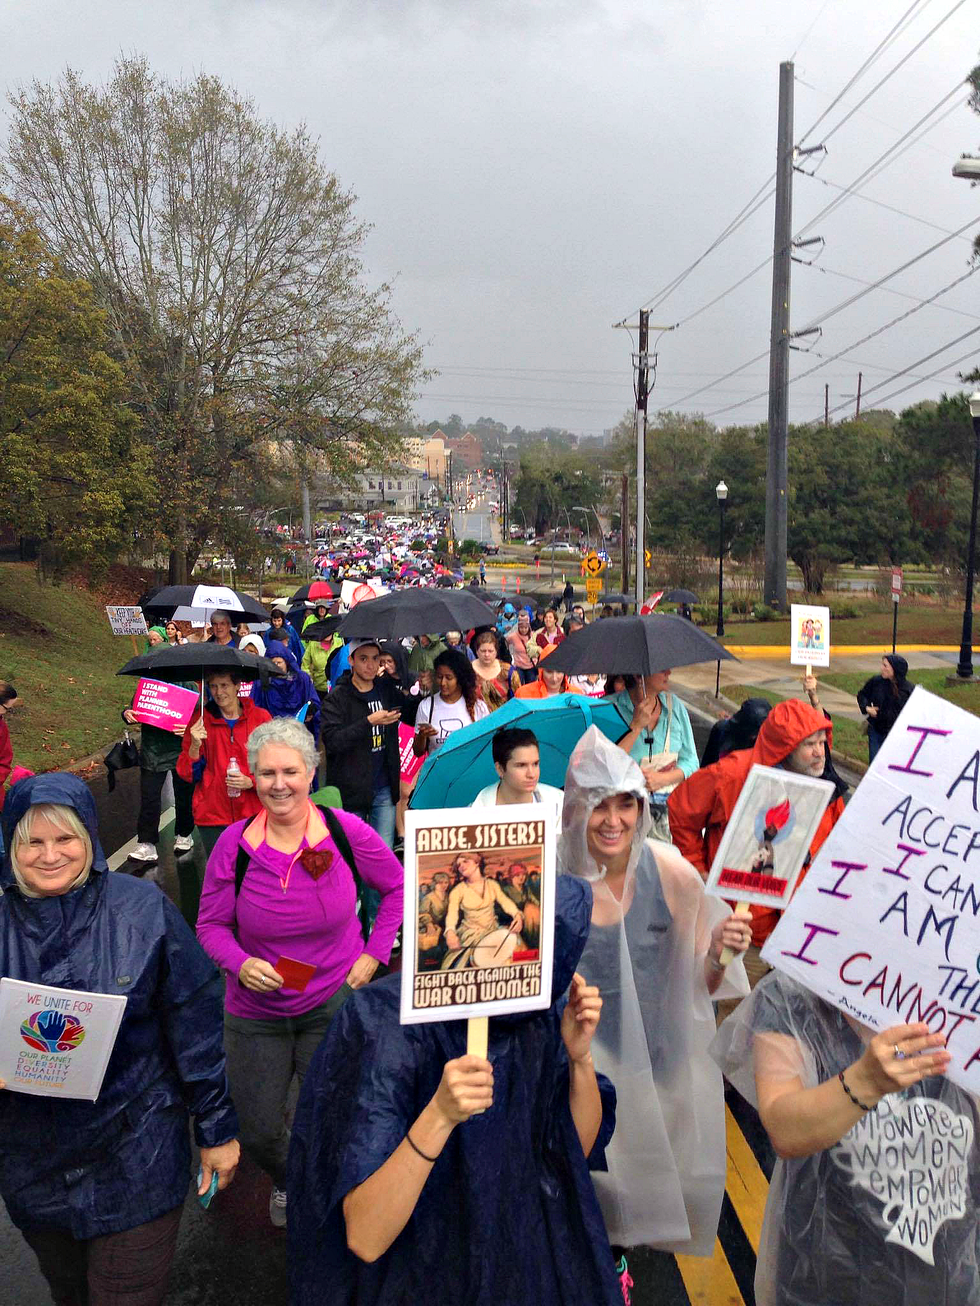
[232,804,359,898]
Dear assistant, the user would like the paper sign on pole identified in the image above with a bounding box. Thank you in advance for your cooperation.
[129,678,200,732]
[790,603,830,668]
[0,978,126,1101]
[892,568,903,603]
[400,804,555,1025]
[705,765,835,909]
[762,687,980,1095]
[106,606,148,637]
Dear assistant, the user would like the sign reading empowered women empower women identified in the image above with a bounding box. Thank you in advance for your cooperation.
[764,687,980,1095]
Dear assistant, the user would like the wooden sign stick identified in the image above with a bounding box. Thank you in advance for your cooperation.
[467,1015,488,1058]
[719,901,752,967]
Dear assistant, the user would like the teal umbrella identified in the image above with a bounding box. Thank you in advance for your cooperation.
[408,693,629,809]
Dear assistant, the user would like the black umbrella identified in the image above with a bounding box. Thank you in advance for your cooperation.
[664,588,700,605]
[337,588,497,639]
[300,616,344,642]
[593,592,633,606]
[544,614,736,676]
[141,584,267,624]
[116,642,285,683]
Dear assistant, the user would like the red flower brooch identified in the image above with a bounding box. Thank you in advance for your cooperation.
[298,847,333,880]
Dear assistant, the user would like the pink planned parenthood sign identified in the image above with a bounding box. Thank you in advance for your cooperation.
[763,686,980,1095]
[130,678,199,732]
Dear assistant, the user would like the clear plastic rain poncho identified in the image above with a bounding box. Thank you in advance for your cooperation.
[558,725,748,1254]
[712,972,980,1306]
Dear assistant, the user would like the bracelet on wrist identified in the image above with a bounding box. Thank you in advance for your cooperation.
[405,1131,439,1164]
[838,1070,874,1112]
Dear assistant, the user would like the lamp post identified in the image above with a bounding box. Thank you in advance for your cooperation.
[956,393,980,679]
[715,481,728,638]
[715,480,728,697]
[573,506,592,553]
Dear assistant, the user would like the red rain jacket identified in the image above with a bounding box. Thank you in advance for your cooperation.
[176,696,271,828]
[667,699,845,946]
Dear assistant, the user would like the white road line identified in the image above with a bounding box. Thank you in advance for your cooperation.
[107,806,176,871]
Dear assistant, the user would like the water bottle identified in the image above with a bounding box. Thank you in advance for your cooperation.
[226,756,242,800]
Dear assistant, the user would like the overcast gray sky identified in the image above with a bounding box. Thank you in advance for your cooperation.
[1,0,977,434]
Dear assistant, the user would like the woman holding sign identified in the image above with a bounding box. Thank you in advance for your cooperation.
[713,974,979,1306]
[558,726,751,1284]
[0,773,240,1306]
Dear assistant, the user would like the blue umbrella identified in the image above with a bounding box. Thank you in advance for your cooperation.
[409,693,630,809]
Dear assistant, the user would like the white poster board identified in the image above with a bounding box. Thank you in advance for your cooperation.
[0,979,126,1101]
[762,687,980,1095]
[401,805,556,1025]
[790,603,830,668]
[106,605,148,637]
[340,578,386,611]
[705,764,835,909]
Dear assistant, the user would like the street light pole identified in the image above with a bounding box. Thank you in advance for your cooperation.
[956,394,980,679]
[715,480,728,697]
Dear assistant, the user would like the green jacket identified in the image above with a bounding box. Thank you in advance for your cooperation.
[302,634,343,695]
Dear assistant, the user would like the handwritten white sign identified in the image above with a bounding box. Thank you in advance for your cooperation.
[762,687,980,1094]
[0,978,126,1101]
[790,603,830,668]
[106,605,148,637]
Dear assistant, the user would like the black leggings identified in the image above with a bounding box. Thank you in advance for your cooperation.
[137,767,194,845]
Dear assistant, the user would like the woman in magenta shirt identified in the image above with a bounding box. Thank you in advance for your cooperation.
[196,716,403,1230]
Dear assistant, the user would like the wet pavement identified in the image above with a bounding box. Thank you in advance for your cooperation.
[2,712,718,1305]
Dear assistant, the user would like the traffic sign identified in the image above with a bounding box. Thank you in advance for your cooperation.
[586,577,603,603]
[891,567,903,603]
[584,551,603,577]
[644,549,651,567]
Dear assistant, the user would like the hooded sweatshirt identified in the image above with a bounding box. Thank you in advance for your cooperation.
[667,699,847,946]
[856,654,913,737]
[250,644,321,739]
[514,644,583,699]
[287,874,622,1306]
[0,773,237,1238]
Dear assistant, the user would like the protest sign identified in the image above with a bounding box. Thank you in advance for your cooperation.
[129,678,199,732]
[790,603,830,669]
[340,578,385,611]
[705,764,835,909]
[0,978,126,1101]
[106,605,148,637]
[398,722,426,785]
[400,804,555,1026]
[763,687,980,1095]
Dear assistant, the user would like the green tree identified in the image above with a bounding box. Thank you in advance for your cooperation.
[0,201,151,574]
[5,57,426,582]
[513,443,602,536]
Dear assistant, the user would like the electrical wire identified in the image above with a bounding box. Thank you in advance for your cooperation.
[791,0,836,61]
[797,168,975,239]
[807,263,980,322]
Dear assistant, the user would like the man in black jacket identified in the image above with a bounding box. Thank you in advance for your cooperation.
[320,640,416,848]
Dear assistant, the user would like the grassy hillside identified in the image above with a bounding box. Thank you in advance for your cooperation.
[0,563,153,774]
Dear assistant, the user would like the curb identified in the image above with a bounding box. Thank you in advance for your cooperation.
[719,644,958,659]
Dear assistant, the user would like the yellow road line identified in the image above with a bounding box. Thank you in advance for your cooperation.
[724,1104,768,1255]
[675,1238,745,1306]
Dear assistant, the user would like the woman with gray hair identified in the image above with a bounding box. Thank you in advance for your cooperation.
[196,716,403,1230]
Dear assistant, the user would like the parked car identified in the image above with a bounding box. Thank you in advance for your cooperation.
[480,541,500,555]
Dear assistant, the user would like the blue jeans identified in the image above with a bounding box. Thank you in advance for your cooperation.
[368,785,397,848]
[868,726,886,763]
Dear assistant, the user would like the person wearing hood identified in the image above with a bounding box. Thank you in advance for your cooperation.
[505,608,540,685]
[302,630,344,697]
[321,640,418,849]
[608,671,699,843]
[558,728,749,1284]
[667,689,847,987]
[700,697,772,768]
[856,654,913,762]
[264,607,305,664]
[286,875,623,1306]
[251,644,321,742]
[514,643,584,700]
[0,774,240,1305]
[496,602,518,637]
[378,639,417,693]
[301,601,332,634]
[407,633,447,676]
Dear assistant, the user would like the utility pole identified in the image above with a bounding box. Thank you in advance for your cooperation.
[855,372,863,419]
[635,310,649,610]
[620,472,630,596]
[764,60,794,612]
[824,384,829,428]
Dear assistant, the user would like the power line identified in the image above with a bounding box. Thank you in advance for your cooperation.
[791,0,836,61]
[808,263,980,321]
[799,169,975,240]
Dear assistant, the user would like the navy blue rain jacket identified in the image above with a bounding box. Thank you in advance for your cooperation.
[251,644,321,740]
[287,876,622,1306]
[0,773,238,1238]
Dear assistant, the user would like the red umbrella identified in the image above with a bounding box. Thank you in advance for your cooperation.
[289,580,336,603]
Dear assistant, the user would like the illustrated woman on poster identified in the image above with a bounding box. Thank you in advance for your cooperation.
[441,851,524,967]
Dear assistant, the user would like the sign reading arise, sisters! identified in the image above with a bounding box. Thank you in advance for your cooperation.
[763,687,980,1094]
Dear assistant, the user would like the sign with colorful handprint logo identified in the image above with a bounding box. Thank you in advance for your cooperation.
[20,1009,87,1053]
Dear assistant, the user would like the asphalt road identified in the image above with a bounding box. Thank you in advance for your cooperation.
[2,703,724,1305]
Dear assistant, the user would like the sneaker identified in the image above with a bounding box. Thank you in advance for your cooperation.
[616,1256,633,1306]
[173,834,194,854]
[269,1186,288,1229]
[129,842,159,864]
